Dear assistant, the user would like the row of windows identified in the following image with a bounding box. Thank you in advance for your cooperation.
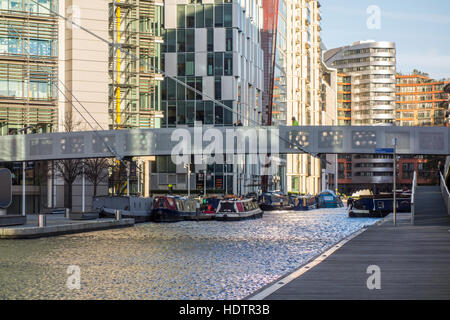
[176,4,233,29]
[0,37,56,56]
[342,48,395,56]
[167,52,233,77]
[0,79,56,99]
[163,28,233,53]
[0,0,55,14]
[160,100,234,127]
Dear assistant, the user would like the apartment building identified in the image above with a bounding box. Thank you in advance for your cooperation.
[325,40,397,194]
[396,73,449,127]
[282,0,323,195]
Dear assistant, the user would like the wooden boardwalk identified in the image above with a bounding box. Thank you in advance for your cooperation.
[254,186,450,300]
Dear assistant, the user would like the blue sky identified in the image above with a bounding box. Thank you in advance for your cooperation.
[320,0,450,80]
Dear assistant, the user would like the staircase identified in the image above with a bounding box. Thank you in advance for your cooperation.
[414,185,450,226]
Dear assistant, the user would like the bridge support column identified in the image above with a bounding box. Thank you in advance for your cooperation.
[47,161,53,208]
[144,159,150,198]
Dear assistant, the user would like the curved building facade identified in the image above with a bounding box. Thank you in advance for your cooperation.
[325,41,396,192]
[325,40,396,125]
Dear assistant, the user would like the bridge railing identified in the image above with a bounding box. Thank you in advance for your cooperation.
[439,171,450,216]
[411,171,417,225]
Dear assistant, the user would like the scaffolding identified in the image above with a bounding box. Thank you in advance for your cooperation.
[108,0,163,130]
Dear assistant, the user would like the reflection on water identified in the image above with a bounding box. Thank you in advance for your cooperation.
[0,208,379,300]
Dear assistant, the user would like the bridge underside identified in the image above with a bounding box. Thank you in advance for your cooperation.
[0,126,449,162]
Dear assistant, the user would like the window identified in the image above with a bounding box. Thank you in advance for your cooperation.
[177,78,185,100]
[186,5,195,28]
[168,102,176,126]
[167,29,176,52]
[214,52,223,76]
[177,29,185,52]
[195,5,204,28]
[186,102,195,125]
[167,78,176,100]
[186,53,195,76]
[226,28,232,51]
[215,103,223,124]
[215,77,221,100]
[177,5,185,28]
[196,101,204,123]
[224,4,232,27]
[207,53,214,76]
[195,77,202,100]
[177,54,185,76]
[224,53,233,75]
[214,4,223,27]
[177,101,186,124]
[223,101,233,125]
[204,101,214,124]
[207,28,214,51]
[205,4,213,27]
[186,77,196,100]
[185,29,195,52]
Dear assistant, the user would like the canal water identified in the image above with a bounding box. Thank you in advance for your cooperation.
[0,208,379,300]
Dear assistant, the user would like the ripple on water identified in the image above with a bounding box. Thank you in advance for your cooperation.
[0,208,379,300]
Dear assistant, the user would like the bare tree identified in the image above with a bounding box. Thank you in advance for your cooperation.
[54,109,83,210]
[85,158,111,197]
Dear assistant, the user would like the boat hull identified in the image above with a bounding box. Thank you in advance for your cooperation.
[151,208,195,222]
[215,210,263,221]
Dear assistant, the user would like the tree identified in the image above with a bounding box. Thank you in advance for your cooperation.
[54,109,83,210]
[84,158,111,197]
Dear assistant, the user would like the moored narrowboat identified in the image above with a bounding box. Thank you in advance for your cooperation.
[200,197,221,215]
[289,194,317,211]
[317,190,343,208]
[348,194,411,218]
[92,196,153,222]
[258,191,292,211]
[152,196,197,222]
[215,198,263,221]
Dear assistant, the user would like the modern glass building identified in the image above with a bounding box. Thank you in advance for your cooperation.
[0,0,58,214]
[0,0,58,135]
[156,0,264,195]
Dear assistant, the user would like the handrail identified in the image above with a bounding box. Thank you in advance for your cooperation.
[411,171,417,225]
[439,171,450,217]
[440,171,450,197]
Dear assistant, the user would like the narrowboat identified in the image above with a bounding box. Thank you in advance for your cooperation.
[92,196,153,222]
[215,198,263,221]
[317,190,344,208]
[258,191,292,211]
[151,196,198,222]
[348,194,411,218]
[289,194,317,211]
[200,197,221,214]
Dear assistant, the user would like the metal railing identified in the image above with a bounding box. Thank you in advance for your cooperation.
[439,171,450,216]
[411,171,417,225]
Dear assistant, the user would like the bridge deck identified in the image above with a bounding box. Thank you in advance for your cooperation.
[250,186,450,300]
[1,126,449,162]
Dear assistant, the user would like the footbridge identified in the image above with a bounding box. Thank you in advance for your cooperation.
[1,126,449,162]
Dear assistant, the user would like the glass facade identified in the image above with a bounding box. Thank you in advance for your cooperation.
[0,0,58,135]
[161,3,237,128]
